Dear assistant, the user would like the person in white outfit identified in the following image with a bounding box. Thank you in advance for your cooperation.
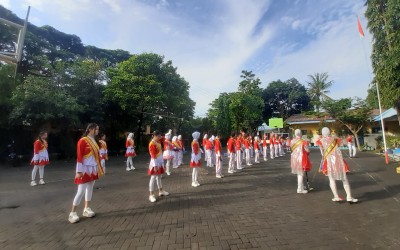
[290,129,312,194]
[319,127,358,203]
[190,131,202,187]
[171,136,180,168]
[30,131,50,186]
[163,130,173,175]
[125,133,136,171]
[346,134,357,158]
[227,132,236,173]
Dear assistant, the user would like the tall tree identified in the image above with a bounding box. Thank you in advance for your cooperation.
[306,72,333,112]
[263,78,311,120]
[208,92,232,137]
[365,0,400,124]
[105,53,195,147]
[322,97,372,150]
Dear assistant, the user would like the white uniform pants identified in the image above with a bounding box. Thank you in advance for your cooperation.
[73,181,95,206]
[328,175,353,199]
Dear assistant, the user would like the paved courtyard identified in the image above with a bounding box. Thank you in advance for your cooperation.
[1,148,400,249]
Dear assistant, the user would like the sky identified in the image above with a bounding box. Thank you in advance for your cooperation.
[1,0,373,117]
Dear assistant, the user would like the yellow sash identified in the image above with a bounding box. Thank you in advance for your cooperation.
[83,137,104,178]
[291,139,303,152]
[323,138,338,160]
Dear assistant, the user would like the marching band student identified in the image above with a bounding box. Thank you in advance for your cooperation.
[177,135,185,165]
[172,136,180,168]
[234,134,243,171]
[163,130,173,175]
[214,134,223,178]
[227,132,236,173]
[290,129,312,194]
[274,134,280,158]
[125,133,136,171]
[244,134,252,166]
[278,135,284,156]
[190,131,202,187]
[319,127,358,203]
[148,130,169,202]
[99,133,108,174]
[30,131,50,186]
[286,137,291,153]
[253,136,260,163]
[211,135,216,167]
[202,134,208,162]
[262,133,268,161]
[346,134,356,158]
[68,123,104,223]
[269,133,275,159]
[205,136,214,167]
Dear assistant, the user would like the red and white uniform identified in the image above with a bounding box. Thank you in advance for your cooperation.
[227,136,236,172]
[205,138,213,167]
[148,140,165,175]
[319,136,349,180]
[31,140,49,166]
[235,137,242,170]
[190,140,202,167]
[290,134,312,193]
[346,135,356,157]
[214,137,222,176]
[177,136,184,165]
[99,140,108,161]
[190,131,202,186]
[75,136,101,184]
[163,139,174,160]
[254,138,260,163]
[125,138,136,157]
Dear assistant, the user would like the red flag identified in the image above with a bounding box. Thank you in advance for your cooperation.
[357,17,365,37]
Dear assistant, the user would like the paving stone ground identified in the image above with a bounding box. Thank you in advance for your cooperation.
[1,148,400,250]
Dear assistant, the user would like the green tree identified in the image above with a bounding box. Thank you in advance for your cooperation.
[365,0,400,124]
[322,97,372,150]
[10,75,80,129]
[306,72,333,112]
[263,78,311,120]
[105,53,195,147]
[208,92,232,137]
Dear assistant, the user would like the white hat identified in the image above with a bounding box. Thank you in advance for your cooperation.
[172,136,177,142]
[192,131,200,140]
[128,133,134,139]
[210,135,215,141]
[178,135,182,140]
[203,134,208,139]
[294,129,302,137]
[322,127,330,136]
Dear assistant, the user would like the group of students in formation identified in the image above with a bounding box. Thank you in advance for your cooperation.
[27,123,357,224]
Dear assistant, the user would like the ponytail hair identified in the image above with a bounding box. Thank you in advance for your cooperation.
[83,123,98,137]
[38,131,47,142]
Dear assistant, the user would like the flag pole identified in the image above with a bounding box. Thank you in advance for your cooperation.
[375,80,389,164]
[357,15,389,164]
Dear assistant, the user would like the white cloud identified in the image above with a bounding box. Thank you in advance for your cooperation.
[0,0,11,8]
[260,7,373,101]
[101,0,121,13]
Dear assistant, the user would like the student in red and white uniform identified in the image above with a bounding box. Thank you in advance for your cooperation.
[68,123,104,224]
[244,134,252,166]
[211,135,216,167]
[274,134,280,158]
[233,133,243,172]
[177,135,185,166]
[346,134,356,158]
[253,136,260,163]
[99,133,108,174]
[190,131,202,187]
[290,129,312,194]
[286,137,291,153]
[171,136,180,169]
[205,136,214,167]
[163,130,173,175]
[202,134,208,162]
[148,130,169,202]
[262,133,268,161]
[227,132,236,173]
[125,133,136,171]
[214,134,223,178]
[30,131,50,186]
[320,127,358,203]
[269,133,275,159]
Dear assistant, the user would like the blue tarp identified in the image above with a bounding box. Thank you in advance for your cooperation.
[373,108,397,122]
